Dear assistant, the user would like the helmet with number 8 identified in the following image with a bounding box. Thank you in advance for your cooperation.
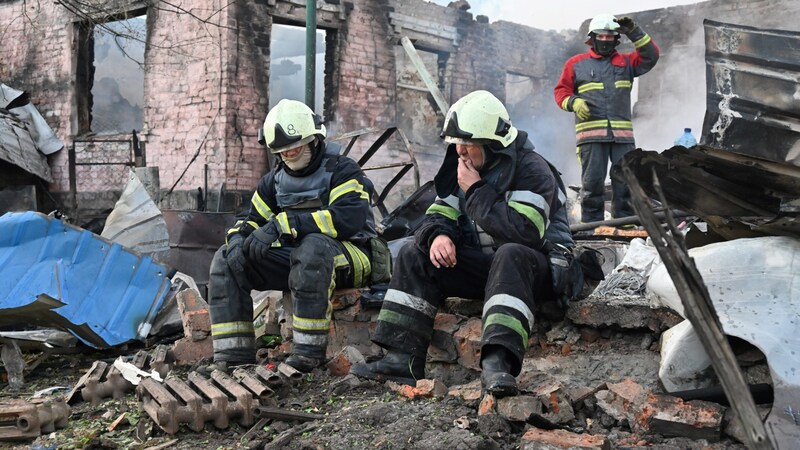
[262,99,327,154]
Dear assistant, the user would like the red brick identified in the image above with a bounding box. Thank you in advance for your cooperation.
[171,337,213,365]
[454,318,482,370]
[497,395,542,422]
[326,346,365,377]
[448,379,482,401]
[478,393,496,416]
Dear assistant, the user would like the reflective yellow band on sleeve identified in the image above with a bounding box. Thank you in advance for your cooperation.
[426,203,460,221]
[561,97,571,111]
[329,179,368,204]
[252,192,274,221]
[508,201,546,239]
[634,34,651,48]
[312,210,338,238]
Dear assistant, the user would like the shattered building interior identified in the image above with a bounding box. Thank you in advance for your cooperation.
[0,0,799,448]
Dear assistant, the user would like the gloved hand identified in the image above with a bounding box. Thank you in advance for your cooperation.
[226,234,247,275]
[615,16,635,35]
[572,97,591,121]
[243,221,279,261]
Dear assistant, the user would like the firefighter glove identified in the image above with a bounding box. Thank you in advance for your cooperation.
[572,98,591,121]
[615,16,635,35]
[244,221,279,261]
[226,234,247,275]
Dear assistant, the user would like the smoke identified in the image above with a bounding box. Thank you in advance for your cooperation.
[631,26,707,151]
[506,76,583,185]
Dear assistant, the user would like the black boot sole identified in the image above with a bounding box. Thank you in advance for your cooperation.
[350,363,418,387]
[482,372,519,398]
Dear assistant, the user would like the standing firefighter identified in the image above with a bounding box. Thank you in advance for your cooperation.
[554,14,659,223]
[350,90,574,396]
[203,99,383,373]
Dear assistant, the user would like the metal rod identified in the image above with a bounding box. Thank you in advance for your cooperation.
[570,210,691,232]
[305,0,317,109]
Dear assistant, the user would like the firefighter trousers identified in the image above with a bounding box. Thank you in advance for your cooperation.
[579,142,635,222]
[208,233,372,363]
[370,241,551,376]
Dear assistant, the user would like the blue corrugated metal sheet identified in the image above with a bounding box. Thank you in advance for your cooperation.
[0,211,171,348]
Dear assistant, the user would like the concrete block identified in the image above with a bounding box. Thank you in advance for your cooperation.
[567,296,682,332]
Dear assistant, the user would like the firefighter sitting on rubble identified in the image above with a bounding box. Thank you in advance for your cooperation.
[554,14,659,224]
[201,99,382,374]
[350,90,574,397]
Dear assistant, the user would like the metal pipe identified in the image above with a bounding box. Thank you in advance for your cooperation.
[305,0,317,109]
[570,210,692,232]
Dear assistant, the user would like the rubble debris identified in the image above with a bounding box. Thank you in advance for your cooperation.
[112,357,163,385]
[66,347,171,405]
[623,166,773,449]
[137,370,256,434]
[648,235,800,447]
[170,288,213,365]
[255,406,324,422]
[1,341,25,391]
[101,170,170,261]
[520,427,607,450]
[0,211,172,348]
[595,379,724,440]
[0,397,69,441]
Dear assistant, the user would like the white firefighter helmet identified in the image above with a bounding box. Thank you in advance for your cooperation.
[262,99,326,154]
[440,90,518,148]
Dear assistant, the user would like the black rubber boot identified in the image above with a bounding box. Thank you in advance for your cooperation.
[480,346,519,398]
[349,350,425,386]
[285,354,326,373]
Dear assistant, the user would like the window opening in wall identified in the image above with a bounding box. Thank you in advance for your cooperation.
[77,14,146,136]
[269,23,326,114]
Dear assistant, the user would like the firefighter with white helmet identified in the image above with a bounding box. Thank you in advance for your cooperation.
[555,14,659,224]
[351,90,574,397]
[202,99,387,374]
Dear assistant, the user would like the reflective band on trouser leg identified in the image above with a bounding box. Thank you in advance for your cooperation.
[208,246,257,363]
[342,241,371,288]
[373,288,437,357]
[211,322,256,362]
[288,234,339,358]
[481,303,531,377]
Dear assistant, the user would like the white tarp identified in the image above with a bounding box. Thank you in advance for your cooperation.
[648,236,800,447]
